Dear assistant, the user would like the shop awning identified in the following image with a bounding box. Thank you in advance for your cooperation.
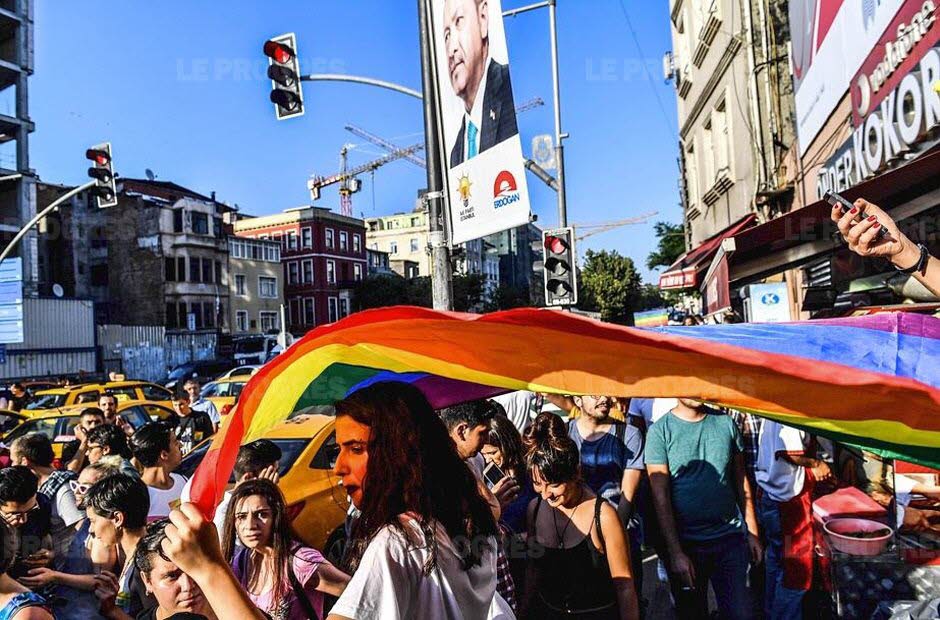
[716,148,940,286]
[658,214,757,290]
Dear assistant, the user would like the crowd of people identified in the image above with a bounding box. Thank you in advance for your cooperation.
[0,199,929,619]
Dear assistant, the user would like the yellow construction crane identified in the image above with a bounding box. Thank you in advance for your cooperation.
[572,211,658,241]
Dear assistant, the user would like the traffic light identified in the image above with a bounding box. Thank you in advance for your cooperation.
[263,33,304,120]
[543,227,578,307]
[86,143,117,208]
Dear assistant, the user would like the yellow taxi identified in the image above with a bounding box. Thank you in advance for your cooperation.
[176,413,349,555]
[199,378,249,417]
[23,381,174,416]
[4,400,176,460]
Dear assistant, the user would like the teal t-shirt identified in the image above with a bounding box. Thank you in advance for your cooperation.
[645,408,745,541]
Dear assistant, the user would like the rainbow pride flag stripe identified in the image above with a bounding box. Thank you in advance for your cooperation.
[634,308,670,327]
[190,307,940,516]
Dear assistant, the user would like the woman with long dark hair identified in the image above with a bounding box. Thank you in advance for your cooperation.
[327,382,508,619]
[482,412,536,535]
[523,412,639,620]
[222,478,349,620]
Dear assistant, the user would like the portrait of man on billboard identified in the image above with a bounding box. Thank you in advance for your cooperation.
[442,0,519,168]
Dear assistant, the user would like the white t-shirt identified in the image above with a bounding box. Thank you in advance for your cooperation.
[755,420,807,502]
[147,473,188,520]
[330,515,510,619]
[490,391,537,433]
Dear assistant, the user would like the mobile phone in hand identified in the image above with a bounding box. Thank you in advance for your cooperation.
[483,461,507,489]
[824,190,888,239]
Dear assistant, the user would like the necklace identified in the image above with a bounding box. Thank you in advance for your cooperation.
[551,486,585,546]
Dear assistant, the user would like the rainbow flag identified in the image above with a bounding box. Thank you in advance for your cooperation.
[190,307,940,516]
[634,308,670,327]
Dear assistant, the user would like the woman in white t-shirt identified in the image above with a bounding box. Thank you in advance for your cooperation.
[327,382,511,620]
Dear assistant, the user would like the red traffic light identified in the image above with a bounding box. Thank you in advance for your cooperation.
[544,235,568,254]
[263,40,294,64]
[86,148,110,166]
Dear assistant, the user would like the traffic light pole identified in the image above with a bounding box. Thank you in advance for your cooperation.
[0,180,96,266]
[417,0,453,311]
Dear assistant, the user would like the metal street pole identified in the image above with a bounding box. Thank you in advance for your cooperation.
[417,0,453,310]
[549,0,568,227]
[0,180,96,266]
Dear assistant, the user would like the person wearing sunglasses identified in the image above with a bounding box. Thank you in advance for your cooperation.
[0,466,53,582]
[20,460,123,617]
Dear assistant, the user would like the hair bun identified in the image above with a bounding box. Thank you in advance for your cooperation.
[523,412,567,451]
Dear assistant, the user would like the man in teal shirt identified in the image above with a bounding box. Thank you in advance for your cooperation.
[645,398,762,620]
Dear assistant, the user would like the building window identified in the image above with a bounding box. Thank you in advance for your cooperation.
[685,140,699,208]
[260,311,278,332]
[165,257,176,281]
[213,217,223,238]
[713,97,730,176]
[273,232,282,248]
[326,260,336,284]
[302,227,313,249]
[340,231,348,251]
[178,302,188,328]
[202,302,215,328]
[173,210,184,233]
[288,262,299,285]
[353,234,361,253]
[259,276,278,298]
[191,212,209,235]
[287,231,298,251]
[354,263,362,281]
[410,238,419,253]
[340,298,349,318]
[302,259,313,284]
[325,228,335,249]
[215,261,222,285]
[390,241,398,255]
[303,298,315,325]
[702,117,715,186]
[289,298,301,326]
[235,274,246,296]
[166,303,178,329]
[177,257,186,282]
[264,243,280,262]
[236,310,248,332]
[190,258,201,282]
[328,297,339,323]
[202,258,213,283]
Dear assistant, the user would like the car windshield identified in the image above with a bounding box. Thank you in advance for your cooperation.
[235,339,266,354]
[5,417,62,443]
[167,366,192,381]
[200,382,219,397]
[217,382,246,398]
[175,438,308,481]
[227,367,255,378]
[24,393,67,410]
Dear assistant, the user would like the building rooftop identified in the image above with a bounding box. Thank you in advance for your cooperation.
[234,206,365,231]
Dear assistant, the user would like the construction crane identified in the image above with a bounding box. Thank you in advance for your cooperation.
[311,97,545,216]
[573,211,659,241]
[342,96,546,172]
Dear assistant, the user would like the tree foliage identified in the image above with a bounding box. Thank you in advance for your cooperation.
[577,249,642,324]
[646,221,686,271]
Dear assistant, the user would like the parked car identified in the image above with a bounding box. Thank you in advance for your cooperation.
[233,336,279,366]
[216,365,262,381]
[199,378,249,416]
[164,359,234,391]
[23,381,174,416]
[3,400,175,460]
[0,410,26,440]
[176,413,348,556]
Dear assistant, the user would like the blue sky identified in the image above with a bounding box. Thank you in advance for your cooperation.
[30,1,680,282]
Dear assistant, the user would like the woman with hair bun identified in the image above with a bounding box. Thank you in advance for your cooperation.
[523,412,639,620]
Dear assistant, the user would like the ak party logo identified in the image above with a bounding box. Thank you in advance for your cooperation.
[493,171,520,209]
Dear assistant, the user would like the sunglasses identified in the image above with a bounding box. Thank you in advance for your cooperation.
[69,481,93,495]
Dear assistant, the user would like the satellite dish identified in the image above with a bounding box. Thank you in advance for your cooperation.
[145,168,156,181]
[52,283,64,298]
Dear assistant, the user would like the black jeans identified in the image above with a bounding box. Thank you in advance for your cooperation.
[669,532,751,620]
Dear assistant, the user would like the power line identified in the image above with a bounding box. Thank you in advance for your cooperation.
[617,0,677,140]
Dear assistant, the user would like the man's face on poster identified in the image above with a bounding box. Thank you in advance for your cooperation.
[443,0,489,109]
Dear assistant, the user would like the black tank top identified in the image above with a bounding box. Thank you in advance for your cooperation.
[532,495,618,616]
